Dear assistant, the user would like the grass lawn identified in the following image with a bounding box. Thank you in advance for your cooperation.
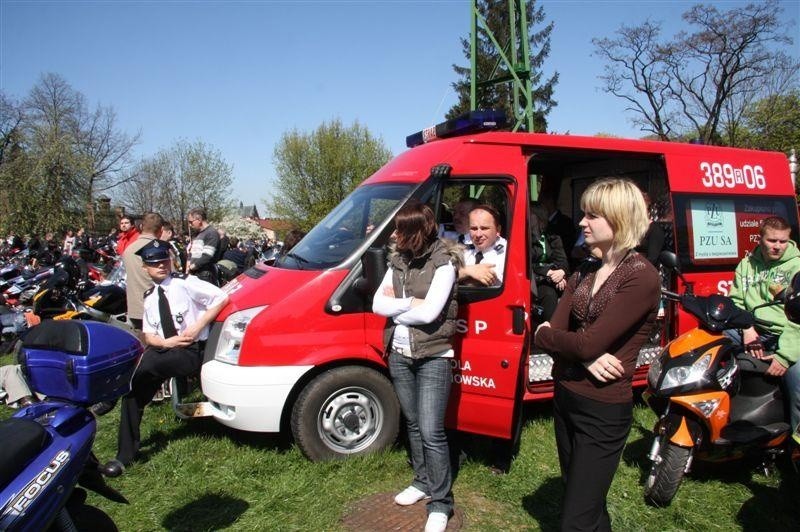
[3,375,798,532]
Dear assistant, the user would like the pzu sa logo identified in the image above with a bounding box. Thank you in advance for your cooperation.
[700,162,766,190]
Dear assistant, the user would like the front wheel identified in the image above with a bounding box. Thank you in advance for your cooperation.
[644,441,692,507]
[291,366,400,461]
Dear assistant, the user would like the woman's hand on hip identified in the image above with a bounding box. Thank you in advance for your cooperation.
[584,353,624,383]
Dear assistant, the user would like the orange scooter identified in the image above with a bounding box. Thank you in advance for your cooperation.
[642,252,792,507]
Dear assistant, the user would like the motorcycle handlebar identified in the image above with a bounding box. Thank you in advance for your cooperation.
[753,317,773,328]
[661,289,681,301]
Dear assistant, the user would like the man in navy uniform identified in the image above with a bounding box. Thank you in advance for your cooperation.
[100,239,228,477]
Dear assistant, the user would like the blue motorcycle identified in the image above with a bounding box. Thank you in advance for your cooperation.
[0,320,141,531]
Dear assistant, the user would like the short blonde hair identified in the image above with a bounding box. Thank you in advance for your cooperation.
[580,178,649,252]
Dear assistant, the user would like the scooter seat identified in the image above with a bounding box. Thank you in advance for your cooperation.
[0,418,49,488]
[717,421,790,445]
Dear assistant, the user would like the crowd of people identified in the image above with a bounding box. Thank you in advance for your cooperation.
[1,211,295,280]
[2,185,799,531]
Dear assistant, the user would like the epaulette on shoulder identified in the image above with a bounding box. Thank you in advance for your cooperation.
[493,242,505,253]
[143,286,155,297]
[171,272,188,279]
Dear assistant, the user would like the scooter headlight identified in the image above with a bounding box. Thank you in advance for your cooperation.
[647,351,665,387]
[659,353,712,391]
[214,306,267,365]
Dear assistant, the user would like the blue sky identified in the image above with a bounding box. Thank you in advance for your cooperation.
[2,0,798,215]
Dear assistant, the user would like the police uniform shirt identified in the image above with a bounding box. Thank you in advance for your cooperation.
[142,274,227,341]
[463,236,507,285]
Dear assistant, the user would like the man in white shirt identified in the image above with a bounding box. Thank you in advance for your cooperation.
[459,205,507,287]
[100,239,228,477]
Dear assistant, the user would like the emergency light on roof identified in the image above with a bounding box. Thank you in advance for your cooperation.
[405,109,507,148]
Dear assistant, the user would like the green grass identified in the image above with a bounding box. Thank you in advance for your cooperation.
[2,351,798,530]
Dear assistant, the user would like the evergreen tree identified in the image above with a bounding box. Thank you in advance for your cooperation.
[448,0,558,132]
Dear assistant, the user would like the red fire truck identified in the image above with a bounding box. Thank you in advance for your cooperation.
[195,111,798,461]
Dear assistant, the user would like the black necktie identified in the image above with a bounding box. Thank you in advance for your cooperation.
[475,251,484,264]
[158,286,178,339]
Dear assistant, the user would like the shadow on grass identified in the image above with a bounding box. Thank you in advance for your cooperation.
[137,416,293,465]
[162,492,249,531]
[448,403,556,475]
[521,476,562,531]
[737,460,800,531]
[621,421,656,483]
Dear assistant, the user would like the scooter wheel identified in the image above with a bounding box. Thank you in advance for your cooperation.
[644,441,691,507]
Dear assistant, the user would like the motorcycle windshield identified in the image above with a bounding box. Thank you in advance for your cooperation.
[681,293,754,332]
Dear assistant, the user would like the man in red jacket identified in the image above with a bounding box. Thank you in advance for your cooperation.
[116,216,140,256]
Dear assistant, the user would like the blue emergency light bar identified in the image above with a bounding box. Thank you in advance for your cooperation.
[405,109,507,148]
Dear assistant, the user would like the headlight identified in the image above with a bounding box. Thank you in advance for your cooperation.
[647,354,663,387]
[214,306,267,365]
[659,354,712,391]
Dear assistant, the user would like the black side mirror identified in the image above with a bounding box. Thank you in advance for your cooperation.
[361,247,387,296]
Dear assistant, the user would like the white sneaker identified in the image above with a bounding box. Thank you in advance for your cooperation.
[424,512,449,532]
[393,485,429,506]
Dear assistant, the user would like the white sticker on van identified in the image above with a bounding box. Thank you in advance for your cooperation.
[700,162,766,190]
[455,318,489,335]
[452,373,496,389]
[717,280,733,296]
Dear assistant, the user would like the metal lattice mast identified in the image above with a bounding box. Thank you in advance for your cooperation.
[469,0,534,132]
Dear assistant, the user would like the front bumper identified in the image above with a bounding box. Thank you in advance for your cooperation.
[200,360,313,432]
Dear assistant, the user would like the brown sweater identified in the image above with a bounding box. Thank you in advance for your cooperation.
[534,252,660,403]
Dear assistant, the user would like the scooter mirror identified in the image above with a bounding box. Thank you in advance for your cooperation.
[659,250,680,272]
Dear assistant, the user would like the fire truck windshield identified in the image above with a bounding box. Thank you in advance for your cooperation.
[275,183,414,270]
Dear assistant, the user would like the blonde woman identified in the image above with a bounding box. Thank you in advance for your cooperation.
[534,178,660,531]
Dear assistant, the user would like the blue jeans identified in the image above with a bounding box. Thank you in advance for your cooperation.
[784,362,800,440]
[388,352,453,515]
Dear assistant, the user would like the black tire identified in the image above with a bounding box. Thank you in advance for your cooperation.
[644,441,692,507]
[69,505,118,532]
[291,366,400,461]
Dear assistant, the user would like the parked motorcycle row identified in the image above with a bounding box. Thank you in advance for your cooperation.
[0,239,139,530]
[0,236,291,530]
[0,243,128,358]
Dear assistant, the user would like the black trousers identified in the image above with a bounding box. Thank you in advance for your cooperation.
[536,283,561,322]
[116,343,202,464]
[553,383,633,532]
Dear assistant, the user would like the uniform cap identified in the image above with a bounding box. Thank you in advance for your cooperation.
[135,239,171,264]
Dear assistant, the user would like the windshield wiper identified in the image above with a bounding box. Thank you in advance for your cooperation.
[285,252,309,269]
